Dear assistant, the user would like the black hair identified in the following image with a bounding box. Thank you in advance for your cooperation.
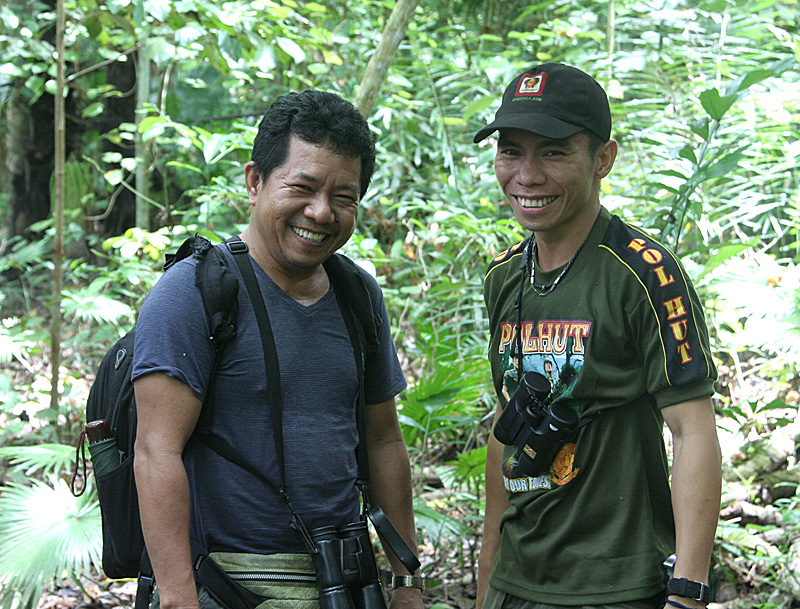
[250,90,376,199]
[584,129,606,158]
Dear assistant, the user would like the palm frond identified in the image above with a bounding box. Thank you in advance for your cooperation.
[0,477,102,608]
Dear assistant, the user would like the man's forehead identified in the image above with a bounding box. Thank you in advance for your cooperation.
[496,129,584,147]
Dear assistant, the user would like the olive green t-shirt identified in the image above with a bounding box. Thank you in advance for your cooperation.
[483,207,716,605]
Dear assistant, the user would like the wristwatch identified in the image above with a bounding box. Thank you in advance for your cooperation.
[667,577,711,604]
[391,575,426,591]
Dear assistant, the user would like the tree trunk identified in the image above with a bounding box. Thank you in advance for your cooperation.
[354,0,422,117]
[50,0,66,431]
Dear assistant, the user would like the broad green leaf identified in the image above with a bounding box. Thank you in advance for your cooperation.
[697,241,756,280]
[678,144,697,165]
[0,478,101,608]
[704,149,745,180]
[689,117,709,140]
[464,95,495,120]
[699,88,737,121]
[276,37,305,63]
[81,102,104,118]
[146,0,172,22]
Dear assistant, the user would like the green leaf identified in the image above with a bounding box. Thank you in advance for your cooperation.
[166,161,206,175]
[654,169,689,180]
[0,444,76,478]
[689,117,709,140]
[103,169,124,186]
[412,497,470,544]
[276,37,306,63]
[703,149,745,180]
[0,478,101,608]
[697,241,756,280]
[62,285,132,324]
[464,95,495,120]
[699,88,737,121]
[678,144,697,165]
[146,0,172,22]
[81,102,105,118]
[724,56,796,97]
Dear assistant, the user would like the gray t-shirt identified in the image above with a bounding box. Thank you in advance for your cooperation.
[132,245,406,554]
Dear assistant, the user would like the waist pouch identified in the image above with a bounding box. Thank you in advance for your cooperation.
[208,552,318,609]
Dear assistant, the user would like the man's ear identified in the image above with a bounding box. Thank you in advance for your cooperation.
[595,140,618,180]
[244,161,261,203]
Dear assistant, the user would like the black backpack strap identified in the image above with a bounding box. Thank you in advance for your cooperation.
[225,238,288,492]
[322,253,380,356]
[327,274,371,497]
[194,241,239,435]
[224,237,318,553]
[325,255,420,575]
[134,550,155,609]
[196,244,239,351]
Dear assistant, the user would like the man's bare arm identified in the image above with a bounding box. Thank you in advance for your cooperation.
[134,372,203,609]
[365,398,423,609]
[662,396,722,609]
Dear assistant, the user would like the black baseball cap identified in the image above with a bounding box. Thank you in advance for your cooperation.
[473,63,611,143]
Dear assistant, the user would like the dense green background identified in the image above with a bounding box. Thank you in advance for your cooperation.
[1,0,799,607]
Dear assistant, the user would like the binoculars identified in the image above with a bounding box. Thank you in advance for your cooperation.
[309,521,387,609]
[493,370,578,477]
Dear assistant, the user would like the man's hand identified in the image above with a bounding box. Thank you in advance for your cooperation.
[389,585,423,609]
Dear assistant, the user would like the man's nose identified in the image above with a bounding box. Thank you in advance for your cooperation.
[304,194,336,224]
[517,157,546,185]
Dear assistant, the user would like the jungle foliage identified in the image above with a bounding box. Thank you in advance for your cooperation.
[1,0,799,607]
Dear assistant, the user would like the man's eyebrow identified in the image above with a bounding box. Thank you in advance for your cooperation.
[291,171,359,194]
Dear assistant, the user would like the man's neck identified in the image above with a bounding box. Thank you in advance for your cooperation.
[239,230,330,306]
[534,206,600,271]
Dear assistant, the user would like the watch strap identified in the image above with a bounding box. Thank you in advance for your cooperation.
[391,575,425,591]
[667,577,710,603]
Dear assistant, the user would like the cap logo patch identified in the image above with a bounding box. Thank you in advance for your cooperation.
[516,73,547,97]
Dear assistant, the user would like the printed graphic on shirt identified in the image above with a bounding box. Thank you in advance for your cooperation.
[498,321,588,491]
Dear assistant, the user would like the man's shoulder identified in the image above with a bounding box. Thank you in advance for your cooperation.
[485,237,529,282]
[600,214,676,259]
[141,255,200,309]
[598,214,688,282]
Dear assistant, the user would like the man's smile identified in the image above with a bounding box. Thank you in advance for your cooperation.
[291,226,328,243]
[515,195,557,209]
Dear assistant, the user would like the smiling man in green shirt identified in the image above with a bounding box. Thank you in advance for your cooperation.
[474,63,722,609]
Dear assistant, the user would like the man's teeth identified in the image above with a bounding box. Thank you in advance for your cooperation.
[517,195,556,209]
[293,227,326,242]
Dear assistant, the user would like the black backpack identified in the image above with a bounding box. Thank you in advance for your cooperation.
[71,234,381,581]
